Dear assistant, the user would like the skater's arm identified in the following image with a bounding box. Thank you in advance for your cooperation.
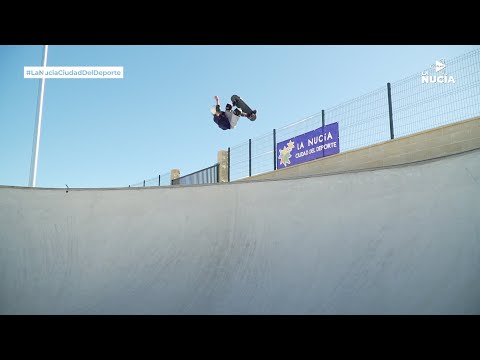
[214,96,221,113]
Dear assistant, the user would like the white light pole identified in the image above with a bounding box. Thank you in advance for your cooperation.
[29,45,49,187]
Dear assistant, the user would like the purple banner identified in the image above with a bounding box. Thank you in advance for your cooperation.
[277,122,339,168]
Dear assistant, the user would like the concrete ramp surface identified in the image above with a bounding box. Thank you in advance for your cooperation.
[1,149,479,314]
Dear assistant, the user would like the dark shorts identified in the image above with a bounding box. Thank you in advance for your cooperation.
[214,113,231,130]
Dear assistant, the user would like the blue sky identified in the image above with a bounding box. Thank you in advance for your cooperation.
[0,45,478,188]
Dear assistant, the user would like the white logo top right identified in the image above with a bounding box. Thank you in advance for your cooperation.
[422,59,456,84]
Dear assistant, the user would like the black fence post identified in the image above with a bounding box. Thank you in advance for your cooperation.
[249,139,252,177]
[322,109,325,128]
[273,129,277,170]
[387,82,394,139]
[228,147,230,182]
[158,175,161,186]
[143,180,145,187]
[216,163,219,183]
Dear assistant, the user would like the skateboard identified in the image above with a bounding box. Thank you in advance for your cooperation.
[231,95,257,121]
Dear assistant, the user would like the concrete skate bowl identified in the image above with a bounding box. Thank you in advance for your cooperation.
[1,149,479,314]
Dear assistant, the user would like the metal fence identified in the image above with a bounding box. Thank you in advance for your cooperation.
[171,164,219,186]
[229,48,480,181]
[129,172,171,187]
[129,164,219,187]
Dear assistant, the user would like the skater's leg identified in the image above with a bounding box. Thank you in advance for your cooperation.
[230,113,240,128]
[225,111,240,128]
[233,108,248,117]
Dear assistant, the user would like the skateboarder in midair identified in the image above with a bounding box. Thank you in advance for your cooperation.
[211,95,248,130]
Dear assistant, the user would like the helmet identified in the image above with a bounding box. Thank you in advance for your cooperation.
[210,105,217,115]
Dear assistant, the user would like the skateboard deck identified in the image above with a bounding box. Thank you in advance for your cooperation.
[231,95,257,121]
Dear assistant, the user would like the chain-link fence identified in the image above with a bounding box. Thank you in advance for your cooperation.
[391,49,480,138]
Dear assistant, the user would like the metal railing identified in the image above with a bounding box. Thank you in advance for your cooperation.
[171,164,219,186]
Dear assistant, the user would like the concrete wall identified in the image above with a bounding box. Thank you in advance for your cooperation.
[245,116,480,181]
[1,148,479,314]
